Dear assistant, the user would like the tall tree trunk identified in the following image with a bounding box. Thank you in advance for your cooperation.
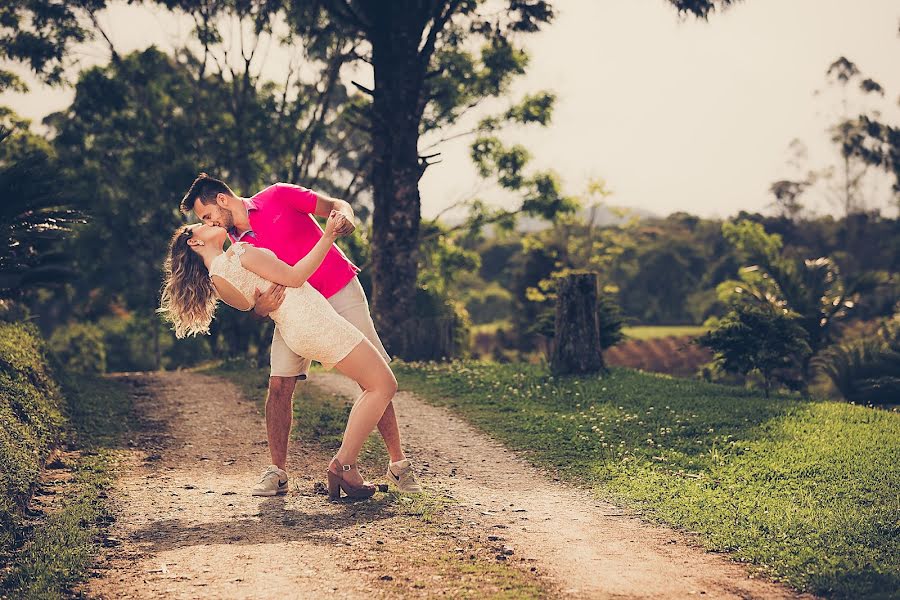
[368,7,426,359]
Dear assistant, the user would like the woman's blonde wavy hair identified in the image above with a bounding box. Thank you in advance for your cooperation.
[158,227,218,338]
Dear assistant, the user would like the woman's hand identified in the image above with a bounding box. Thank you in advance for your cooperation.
[324,210,346,240]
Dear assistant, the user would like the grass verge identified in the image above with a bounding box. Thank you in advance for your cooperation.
[394,360,900,600]
[1,373,133,599]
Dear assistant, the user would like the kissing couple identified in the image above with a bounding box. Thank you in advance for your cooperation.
[159,173,422,500]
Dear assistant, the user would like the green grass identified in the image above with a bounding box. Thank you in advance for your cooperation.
[622,325,707,339]
[394,361,900,599]
[0,322,66,554]
[1,370,133,599]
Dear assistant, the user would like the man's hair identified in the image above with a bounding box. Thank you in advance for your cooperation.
[179,173,235,214]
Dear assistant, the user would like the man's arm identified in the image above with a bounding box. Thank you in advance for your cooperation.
[312,192,355,236]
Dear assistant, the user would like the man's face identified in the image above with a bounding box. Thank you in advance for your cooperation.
[193,197,234,230]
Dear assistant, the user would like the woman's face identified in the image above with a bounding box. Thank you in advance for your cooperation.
[187,223,227,249]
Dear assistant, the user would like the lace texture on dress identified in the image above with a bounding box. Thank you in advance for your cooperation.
[208,242,363,369]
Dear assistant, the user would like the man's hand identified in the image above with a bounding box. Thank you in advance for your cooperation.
[253,284,287,318]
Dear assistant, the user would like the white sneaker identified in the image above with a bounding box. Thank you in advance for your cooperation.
[251,465,288,496]
[386,459,423,493]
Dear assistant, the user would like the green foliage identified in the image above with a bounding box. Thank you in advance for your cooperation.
[2,374,132,598]
[418,219,481,297]
[470,136,579,220]
[698,303,812,397]
[0,322,64,556]
[464,283,514,325]
[717,219,880,384]
[0,126,83,299]
[814,319,900,405]
[722,219,783,266]
[396,361,900,598]
[396,286,471,361]
[0,1,95,89]
[848,115,900,201]
[50,47,226,313]
[49,322,107,375]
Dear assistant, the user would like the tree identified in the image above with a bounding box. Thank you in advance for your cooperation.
[0,122,82,300]
[44,48,247,365]
[841,27,900,214]
[302,0,739,358]
[0,1,99,91]
[819,57,886,217]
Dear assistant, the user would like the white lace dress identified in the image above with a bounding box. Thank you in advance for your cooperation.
[208,242,364,369]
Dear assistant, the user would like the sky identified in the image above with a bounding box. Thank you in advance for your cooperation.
[2,0,899,220]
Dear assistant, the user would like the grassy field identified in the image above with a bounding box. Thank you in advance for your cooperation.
[622,325,708,339]
[393,361,899,599]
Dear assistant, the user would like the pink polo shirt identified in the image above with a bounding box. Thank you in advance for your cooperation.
[229,183,359,299]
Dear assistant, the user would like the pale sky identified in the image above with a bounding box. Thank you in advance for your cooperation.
[3,0,899,220]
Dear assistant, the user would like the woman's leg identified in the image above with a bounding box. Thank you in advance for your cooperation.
[332,338,398,479]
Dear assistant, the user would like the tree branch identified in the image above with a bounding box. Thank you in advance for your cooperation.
[419,0,462,67]
[83,5,120,64]
[326,0,371,33]
[351,80,374,96]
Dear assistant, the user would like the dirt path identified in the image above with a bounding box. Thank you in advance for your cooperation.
[84,371,553,599]
[84,372,383,599]
[84,370,812,599]
[311,372,816,600]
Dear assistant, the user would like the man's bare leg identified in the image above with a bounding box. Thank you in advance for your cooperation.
[376,401,405,463]
[266,375,298,470]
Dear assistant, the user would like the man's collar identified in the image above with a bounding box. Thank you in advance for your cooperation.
[228,197,256,240]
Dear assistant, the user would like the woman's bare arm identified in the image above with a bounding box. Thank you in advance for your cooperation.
[238,211,344,288]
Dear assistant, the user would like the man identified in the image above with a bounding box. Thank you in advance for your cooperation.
[179,173,422,495]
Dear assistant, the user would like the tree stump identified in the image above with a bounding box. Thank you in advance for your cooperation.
[550,272,605,375]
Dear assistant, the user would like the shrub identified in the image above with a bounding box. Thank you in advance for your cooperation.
[697,303,811,397]
[49,322,107,374]
[814,319,900,405]
[393,286,471,361]
[465,283,514,325]
[94,313,213,372]
[0,322,65,554]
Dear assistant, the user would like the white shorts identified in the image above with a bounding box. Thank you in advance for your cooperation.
[269,277,390,379]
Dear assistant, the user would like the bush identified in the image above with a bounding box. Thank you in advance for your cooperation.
[465,283,514,325]
[0,322,65,554]
[814,319,900,405]
[49,322,107,374]
[697,303,811,397]
[96,314,213,372]
[393,286,471,361]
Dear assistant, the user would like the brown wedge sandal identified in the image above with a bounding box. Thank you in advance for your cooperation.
[326,457,376,500]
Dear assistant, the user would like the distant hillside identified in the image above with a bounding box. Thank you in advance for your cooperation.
[438,204,659,232]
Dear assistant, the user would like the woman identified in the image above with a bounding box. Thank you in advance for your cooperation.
[159,211,396,500]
